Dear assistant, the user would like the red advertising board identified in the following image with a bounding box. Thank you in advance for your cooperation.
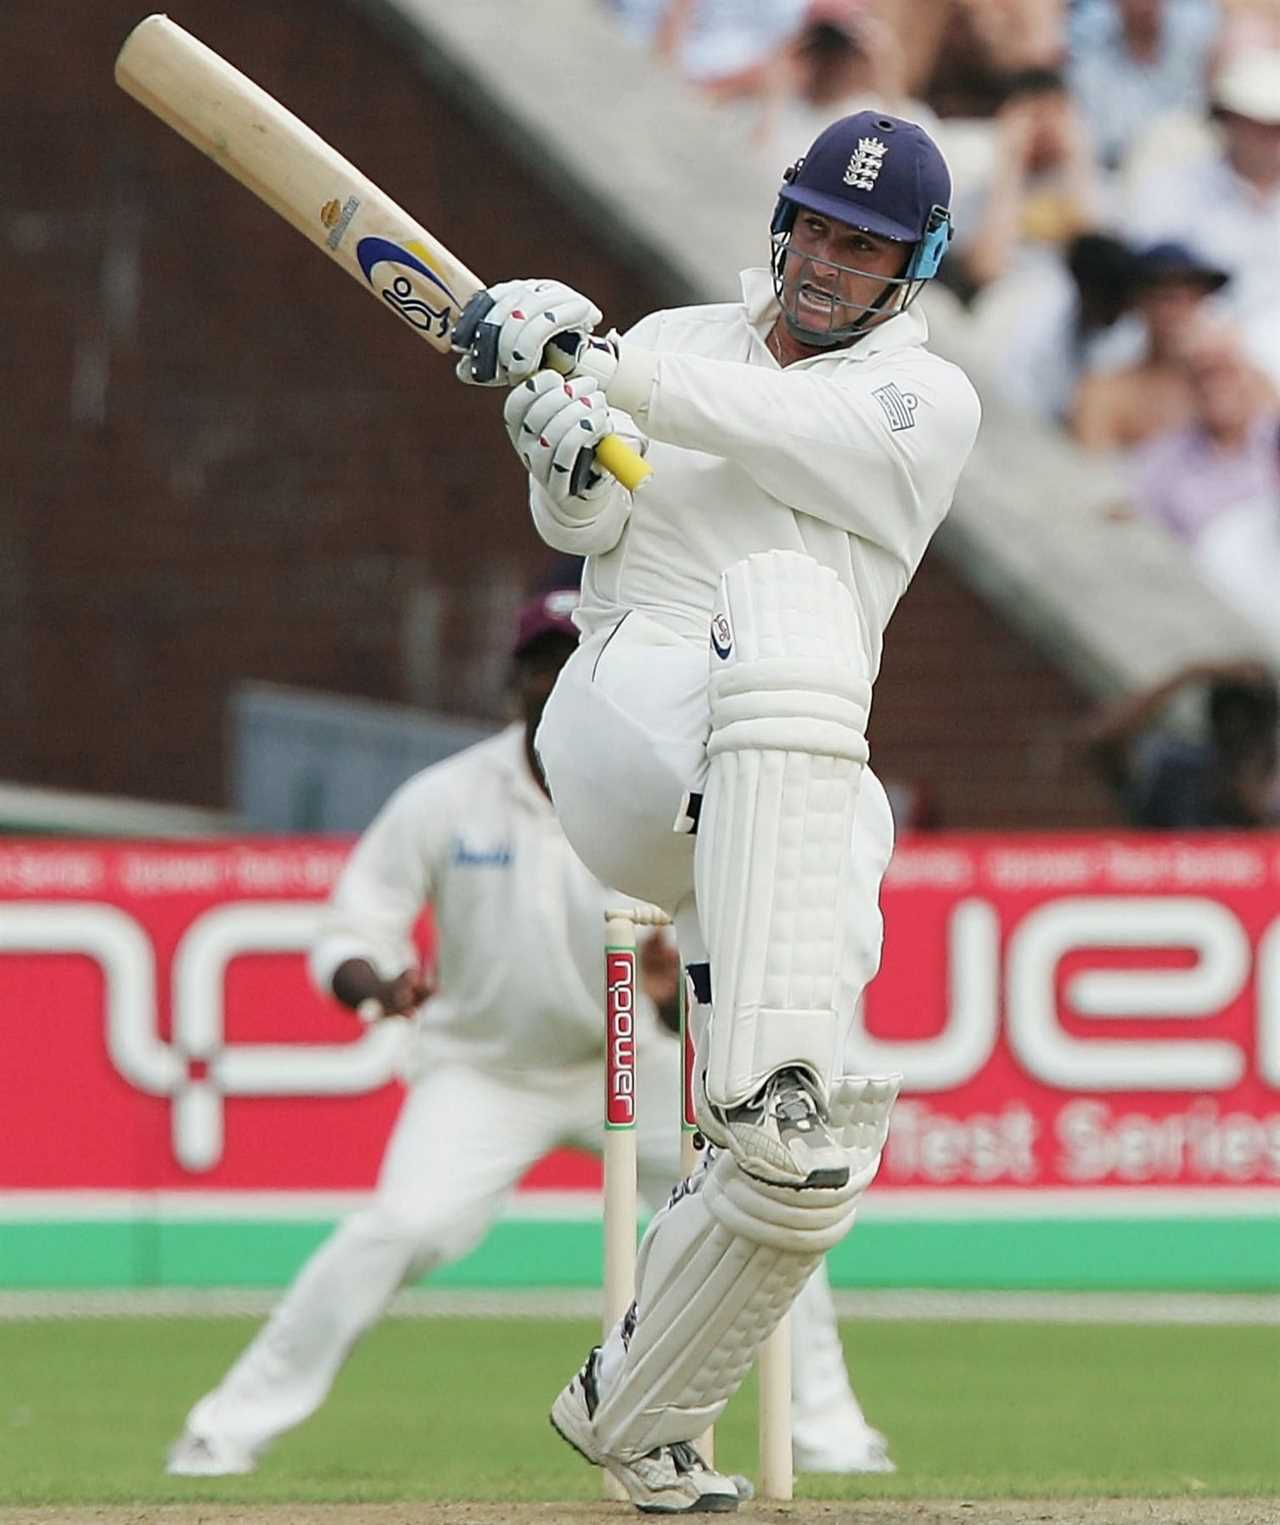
[868,837,1279,1192]
[1,836,1278,1196]
[0,841,390,1189]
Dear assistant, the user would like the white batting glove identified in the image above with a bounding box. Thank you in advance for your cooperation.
[572,332,622,391]
[454,279,602,386]
[504,371,614,504]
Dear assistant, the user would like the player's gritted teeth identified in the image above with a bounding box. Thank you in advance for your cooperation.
[798,284,837,315]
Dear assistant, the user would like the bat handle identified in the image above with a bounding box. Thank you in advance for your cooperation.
[592,432,651,493]
[545,335,652,494]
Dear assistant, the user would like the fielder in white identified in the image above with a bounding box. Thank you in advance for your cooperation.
[453,111,980,1511]
[167,591,894,1479]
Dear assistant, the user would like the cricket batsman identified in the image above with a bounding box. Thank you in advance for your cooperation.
[453,112,981,1510]
[166,591,895,1479]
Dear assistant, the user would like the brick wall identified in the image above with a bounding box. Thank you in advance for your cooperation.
[871,558,1120,829]
[2,0,1120,826]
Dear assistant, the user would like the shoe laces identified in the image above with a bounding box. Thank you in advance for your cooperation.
[667,1440,706,1476]
[774,1079,817,1126]
[767,1067,826,1127]
[720,1067,830,1140]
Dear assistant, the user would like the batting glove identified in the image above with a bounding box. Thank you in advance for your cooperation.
[454,278,602,386]
[571,332,622,391]
[504,371,614,504]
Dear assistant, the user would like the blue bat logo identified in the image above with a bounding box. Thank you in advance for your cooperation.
[356,237,457,339]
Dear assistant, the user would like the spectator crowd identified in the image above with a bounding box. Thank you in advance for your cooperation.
[602,0,1280,826]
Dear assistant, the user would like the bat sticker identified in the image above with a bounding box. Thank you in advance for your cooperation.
[321,195,360,251]
[356,236,458,338]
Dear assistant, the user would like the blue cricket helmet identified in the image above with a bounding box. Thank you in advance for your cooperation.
[772,111,954,289]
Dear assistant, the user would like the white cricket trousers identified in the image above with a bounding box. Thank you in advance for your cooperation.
[536,612,894,994]
[182,1035,869,1458]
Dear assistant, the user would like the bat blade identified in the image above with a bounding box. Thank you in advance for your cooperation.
[115,14,650,490]
[115,14,478,353]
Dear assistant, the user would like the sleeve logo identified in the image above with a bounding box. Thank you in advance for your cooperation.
[873,382,919,431]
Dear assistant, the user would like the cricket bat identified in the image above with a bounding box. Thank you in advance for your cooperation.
[114,14,651,492]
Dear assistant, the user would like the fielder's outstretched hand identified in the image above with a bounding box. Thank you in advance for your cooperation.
[359,966,435,1022]
[332,957,435,1023]
[453,278,601,386]
[504,371,615,503]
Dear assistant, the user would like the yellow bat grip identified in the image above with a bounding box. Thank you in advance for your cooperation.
[595,432,652,492]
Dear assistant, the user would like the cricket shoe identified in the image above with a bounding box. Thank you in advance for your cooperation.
[550,1346,739,1513]
[697,1066,850,1189]
[165,1427,255,1477]
[793,1419,896,1474]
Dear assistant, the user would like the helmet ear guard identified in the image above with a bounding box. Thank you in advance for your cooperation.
[905,204,952,282]
[769,160,803,238]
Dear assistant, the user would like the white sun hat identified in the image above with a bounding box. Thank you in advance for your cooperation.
[1212,50,1280,125]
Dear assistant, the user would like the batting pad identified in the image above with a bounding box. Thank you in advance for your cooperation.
[696,550,871,1106]
[592,1146,863,1459]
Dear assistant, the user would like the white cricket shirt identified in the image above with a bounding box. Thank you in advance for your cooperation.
[309,725,650,1071]
[532,267,981,678]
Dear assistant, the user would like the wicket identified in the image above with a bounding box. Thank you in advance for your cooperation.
[603,906,794,1502]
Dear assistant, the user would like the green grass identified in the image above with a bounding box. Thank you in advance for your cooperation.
[0,1318,1276,1503]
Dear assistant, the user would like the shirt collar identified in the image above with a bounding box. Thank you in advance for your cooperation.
[739,266,930,366]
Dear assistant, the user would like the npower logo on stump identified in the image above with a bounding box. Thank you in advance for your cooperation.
[1,837,1278,1193]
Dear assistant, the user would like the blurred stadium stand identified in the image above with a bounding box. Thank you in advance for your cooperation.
[232,682,492,832]
[4,0,1275,829]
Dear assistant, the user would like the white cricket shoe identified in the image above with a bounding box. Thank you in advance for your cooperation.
[165,1427,256,1477]
[550,1347,740,1513]
[697,1067,850,1189]
[793,1419,896,1474]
